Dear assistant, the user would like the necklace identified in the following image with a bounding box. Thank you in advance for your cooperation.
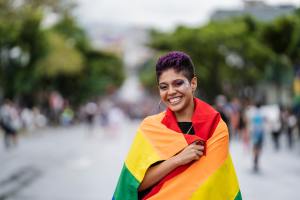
[186,124,193,134]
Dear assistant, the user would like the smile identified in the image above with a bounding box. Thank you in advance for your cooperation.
[168,96,182,105]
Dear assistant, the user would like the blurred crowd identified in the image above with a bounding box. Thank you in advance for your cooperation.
[1,91,300,173]
[215,95,300,148]
[0,99,47,149]
[0,91,155,150]
[214,94,300,172]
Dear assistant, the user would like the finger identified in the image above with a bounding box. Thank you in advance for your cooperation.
[193,140,205,145]
[196,140,205,145]
[194,154,200,160]
[192,140,200,145]
[196,151,203,157]
[193,149,203,156]
[191,149,197,154]
[187,144,199,150]
[189,143,198,148]
[192,147,203,155]
[193,145,204,151]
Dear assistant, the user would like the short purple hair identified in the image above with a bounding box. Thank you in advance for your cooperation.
[156,51,195,82]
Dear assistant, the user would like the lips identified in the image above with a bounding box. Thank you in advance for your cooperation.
[168,96,182,105]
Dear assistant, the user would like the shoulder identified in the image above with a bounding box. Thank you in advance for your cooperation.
[194,98,219,116]
[142,111,166,125]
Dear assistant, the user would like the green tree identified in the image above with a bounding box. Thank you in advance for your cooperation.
[52,14,90,53]
[35,32,84,77]
[0,0,125,106]
[79,50,125,103]
[145,17,275,102]
[260,15,299,94]
[0,2,47,99]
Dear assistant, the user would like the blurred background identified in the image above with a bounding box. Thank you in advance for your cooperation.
[1,0,300,199]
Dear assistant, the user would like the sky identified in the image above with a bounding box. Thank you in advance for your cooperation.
[75,0,300,30]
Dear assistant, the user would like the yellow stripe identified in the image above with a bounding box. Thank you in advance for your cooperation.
[125,130,161,182]
[190,155,240,200]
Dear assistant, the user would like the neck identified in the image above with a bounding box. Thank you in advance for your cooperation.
[174,100,195,122]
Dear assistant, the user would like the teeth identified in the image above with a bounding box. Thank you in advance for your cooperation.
[169,97,181,104]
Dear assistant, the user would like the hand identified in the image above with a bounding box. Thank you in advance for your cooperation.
[172,141,205,166]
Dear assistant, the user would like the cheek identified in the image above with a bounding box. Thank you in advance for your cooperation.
[180,88,193,100]
[178,86,192,94]
[159,91,167,101]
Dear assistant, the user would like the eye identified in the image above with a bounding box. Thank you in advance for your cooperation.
[173,79,185,87]
[159,84,168,91]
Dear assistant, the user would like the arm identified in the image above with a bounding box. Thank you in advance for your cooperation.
[138,142,204,191]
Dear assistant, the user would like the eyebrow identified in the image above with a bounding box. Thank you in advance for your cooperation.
[158,78,186,85]
[158,78,185,85]
[158,82,168,85]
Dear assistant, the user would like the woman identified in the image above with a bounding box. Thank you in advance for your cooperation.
[113,51,242,200]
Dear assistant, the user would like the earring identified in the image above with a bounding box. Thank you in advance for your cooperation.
[192,89,196,96]
[158,100,162,111]
[150,100,162,114]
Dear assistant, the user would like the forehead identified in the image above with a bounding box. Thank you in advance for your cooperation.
[158,68,186,83]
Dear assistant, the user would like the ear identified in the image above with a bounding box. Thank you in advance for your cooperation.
[191,77,197,92]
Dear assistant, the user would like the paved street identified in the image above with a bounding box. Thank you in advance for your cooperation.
[1,122,300,200]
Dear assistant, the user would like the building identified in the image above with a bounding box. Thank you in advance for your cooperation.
[211,0,296,22]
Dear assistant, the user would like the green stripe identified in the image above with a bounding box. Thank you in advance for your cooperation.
[234,190,242,200]
[113,164,140,200]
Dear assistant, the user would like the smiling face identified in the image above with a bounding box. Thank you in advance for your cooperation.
[158,68,197,115]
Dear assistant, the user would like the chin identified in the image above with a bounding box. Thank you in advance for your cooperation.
[168,103,184,112]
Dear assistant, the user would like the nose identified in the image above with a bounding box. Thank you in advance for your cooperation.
[168,85,177,95]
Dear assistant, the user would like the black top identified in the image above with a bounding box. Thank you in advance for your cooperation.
[178,122,195,135]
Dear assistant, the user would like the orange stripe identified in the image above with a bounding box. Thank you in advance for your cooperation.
[140,113,189,159]
[148,120,229,200]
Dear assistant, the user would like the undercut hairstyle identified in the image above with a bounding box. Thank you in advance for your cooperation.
[156,51,195,82]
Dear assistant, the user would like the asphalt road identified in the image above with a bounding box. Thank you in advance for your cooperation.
[1,122,300,200]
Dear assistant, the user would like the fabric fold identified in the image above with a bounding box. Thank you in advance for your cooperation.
[113,98,242,200]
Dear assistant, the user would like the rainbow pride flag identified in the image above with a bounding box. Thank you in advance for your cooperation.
[113,98,242,200]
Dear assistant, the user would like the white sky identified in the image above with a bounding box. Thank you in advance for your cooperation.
[75,0,300,29]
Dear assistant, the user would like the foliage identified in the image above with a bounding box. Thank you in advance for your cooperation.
[138,58,157,92]
[51,14,90,53]
[144,14,299,102]
[78,50,124,103]
[0,0,125,106]
[35,32,84,77]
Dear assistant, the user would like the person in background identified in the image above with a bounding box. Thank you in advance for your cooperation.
[85,101,97,133]
[0,100,20,149]
[286,108,297,149]
[215,95,231,138]
[238,108,249,151]
[230,98,242,140]
[270,105,282,151]
[250,103,265,172]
